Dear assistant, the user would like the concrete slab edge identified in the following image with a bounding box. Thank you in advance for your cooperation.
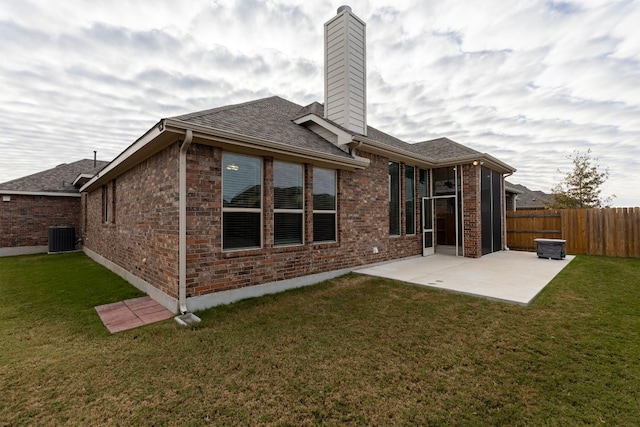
[83,247,179,314]
[0,245,48,257]
[185,268,353,312]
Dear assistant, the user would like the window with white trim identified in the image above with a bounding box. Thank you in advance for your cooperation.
[313,167,336,242]
[222,153,262,250]
[274,160,303,246]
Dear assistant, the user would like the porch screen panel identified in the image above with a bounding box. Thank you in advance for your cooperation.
[492,170,502,252]
[222,153,262,250]
[405,165,415,235]
[481,166,492,255]
[389,162,400,235]
[313,167,336,242]
[274,161,303,245]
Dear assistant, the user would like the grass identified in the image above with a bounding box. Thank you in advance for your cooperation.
[1,252,639,426]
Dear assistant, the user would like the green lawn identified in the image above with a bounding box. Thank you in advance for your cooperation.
[1,252,639,426]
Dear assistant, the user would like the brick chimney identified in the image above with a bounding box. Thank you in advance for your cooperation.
[324,5,367,136]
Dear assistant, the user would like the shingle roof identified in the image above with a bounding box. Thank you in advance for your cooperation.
[171,96,352,160]
[505,181,551,208]
[0,159,108,193]
[365,126,416,153]
[409,137,481,161]
[170,96,491,166]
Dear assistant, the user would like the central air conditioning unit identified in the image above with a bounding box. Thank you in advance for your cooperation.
[48,226,76,253]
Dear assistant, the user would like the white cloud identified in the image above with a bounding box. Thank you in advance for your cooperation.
[0,0,638,205]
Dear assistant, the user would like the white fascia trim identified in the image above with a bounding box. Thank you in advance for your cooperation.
[480,153,517,174]
[80,115,372,195]
[80,122,166,192]
[354,135,516,173]
[435,154,516,174]
[0,190,80,197]
[354,135,436,168]
[293,114,353,145]
[72,173,94,187]
[164,119,370,170]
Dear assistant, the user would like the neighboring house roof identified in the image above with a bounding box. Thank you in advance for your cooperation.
[0,159,108,195]
[82,96,516,192]
[505,181,552,209]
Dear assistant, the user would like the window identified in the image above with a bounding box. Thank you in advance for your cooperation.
[405,165,415,235]
[419,169,429,230]
[419,169,429,199]
[111,179,116,224]
[101,185,109,224]
[101,181,115,224]
[222,153,262,250]
[313,167,336,242]
[389,161,400,235]
[274,161,303,246]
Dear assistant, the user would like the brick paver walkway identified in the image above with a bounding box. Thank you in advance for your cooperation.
[95,296,174,333]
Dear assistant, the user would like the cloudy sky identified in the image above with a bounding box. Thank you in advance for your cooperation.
[1,0,639,205]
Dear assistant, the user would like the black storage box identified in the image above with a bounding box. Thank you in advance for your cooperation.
[535,238,566,260]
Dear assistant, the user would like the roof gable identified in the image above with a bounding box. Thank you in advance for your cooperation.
[0,159,108,193]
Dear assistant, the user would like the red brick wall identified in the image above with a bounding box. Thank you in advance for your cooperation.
[84,141,485,301]
[462,164,482,258]
[0,194,80,248]
[84,143,180,298]
[182,146,421,298]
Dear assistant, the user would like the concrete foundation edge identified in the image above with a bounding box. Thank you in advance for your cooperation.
[82,247,422,315]
[0,245,48,257]
[185,268,354,312]
[83,247,179,314]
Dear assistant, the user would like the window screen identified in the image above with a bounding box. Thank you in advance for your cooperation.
[405,165,415,235]
[389,162,400,235]
[222,153,262,250]
[313,167,336,242]
[274,161,303,245]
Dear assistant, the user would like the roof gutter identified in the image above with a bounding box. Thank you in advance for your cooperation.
[164,118,370,170]
[175,129,201,325]
[353,135,516,173]
[0,190,80,198]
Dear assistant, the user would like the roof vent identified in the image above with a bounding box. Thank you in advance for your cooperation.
[337,5,352,14]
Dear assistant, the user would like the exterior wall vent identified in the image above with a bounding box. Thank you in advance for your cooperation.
[48,226,76,253]
[324,6,367,136]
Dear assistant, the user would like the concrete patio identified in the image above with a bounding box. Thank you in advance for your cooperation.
[355,250,575,305]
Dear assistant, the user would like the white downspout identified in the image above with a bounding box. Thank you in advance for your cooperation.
[179,129,193,314]
[503,172,514,251]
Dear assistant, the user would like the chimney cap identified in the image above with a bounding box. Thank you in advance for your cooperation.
[337,5,352,14]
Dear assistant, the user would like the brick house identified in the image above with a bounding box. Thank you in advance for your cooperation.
[0,159,107,256]
[80,6,516,314]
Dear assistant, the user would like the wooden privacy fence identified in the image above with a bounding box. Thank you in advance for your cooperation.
[507,208,640,258]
